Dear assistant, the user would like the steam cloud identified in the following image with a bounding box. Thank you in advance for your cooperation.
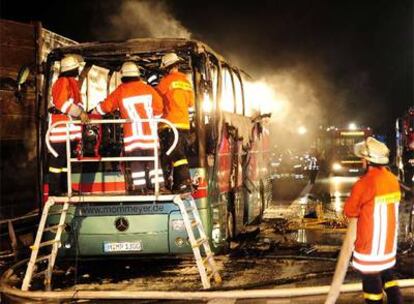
[95,0,384,151]
[96,0,191,40]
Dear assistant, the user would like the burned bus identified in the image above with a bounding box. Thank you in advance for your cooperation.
[38,38,272,257]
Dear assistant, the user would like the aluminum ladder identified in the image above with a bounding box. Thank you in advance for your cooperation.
[21,197,69,291]
[173,194,222,289]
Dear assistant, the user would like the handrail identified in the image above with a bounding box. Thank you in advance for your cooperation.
[45,118,179,197]
[46,118,178,158]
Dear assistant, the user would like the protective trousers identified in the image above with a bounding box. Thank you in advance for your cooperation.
[159,128,191,191]
[47,142,77,195]
[126,149,164,192]
[361,269,403,304]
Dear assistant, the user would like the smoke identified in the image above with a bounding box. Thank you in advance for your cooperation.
[95,0,191,40]
[92,0,385,151]
[242,62,333,150]
[241,57,382,151]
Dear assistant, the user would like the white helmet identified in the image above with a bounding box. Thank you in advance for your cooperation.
[160,53,183,69]
[354,136,389,165]
[60,55,80,72]
[121,61,141,77]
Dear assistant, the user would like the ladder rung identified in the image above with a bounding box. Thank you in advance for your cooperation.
[208,269,220,280]
[44,224,65,233]
[192,237,208,248]
[185,207,196,213]
[209,271,222,284]
[191,219,201,228]
[35,255,51,263]
[32,270,47,279]
[47,211,66,216]
[202,253,214,265]
[31,240,59,250]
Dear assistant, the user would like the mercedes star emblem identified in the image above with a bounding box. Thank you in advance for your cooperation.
[115,217,129,232]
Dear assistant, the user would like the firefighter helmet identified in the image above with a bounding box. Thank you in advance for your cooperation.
[354,137,389,164]
[60,55,80,72]
[121,61,141,77]
[160,53,184,69]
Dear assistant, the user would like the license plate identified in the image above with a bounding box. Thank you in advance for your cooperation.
[103,241,142,252]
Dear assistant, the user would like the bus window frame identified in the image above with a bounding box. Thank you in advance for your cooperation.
[219,64,236,114]
[232,68,245,116]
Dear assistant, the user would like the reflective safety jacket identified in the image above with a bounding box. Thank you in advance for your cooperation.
[156,71,194,130]
[95,80,163,151]
[49,77,83,143]
[344,167,400,273]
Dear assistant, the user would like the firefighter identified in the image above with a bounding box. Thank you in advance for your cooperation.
[47,55,89,195]
[156,53,194,193]
[308,149,319,184]
[93,62,164,193]
[344,137,403,304]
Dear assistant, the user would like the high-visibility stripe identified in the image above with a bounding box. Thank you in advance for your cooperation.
[51,126,82,133]
[352,258,395,272]
[150,177,164,184]
[393,203,399,253]
[372,202,381,256]
[159,123,190,130]
[170,81,192,91]
[125,142,159,151]
[173,123,190,129]
[60,99,74,114]
[353,250,396,262]
[353,255,395,265]
[133,179,146,186]
[384,280,399,289]
[149,169,163,176]
[375,192,401,204]
[131,171,145,178]
[49,167,68,173]
[378,203,388,255]
[173,159,188,167]
[363,292,383,301]
[124,135,158,143]
[96,104,107,116]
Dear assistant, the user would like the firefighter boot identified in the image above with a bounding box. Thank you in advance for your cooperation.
[172,164,193,194]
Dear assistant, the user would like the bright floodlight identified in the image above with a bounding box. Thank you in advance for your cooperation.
[348,122,357,130]
[298,126,307,135]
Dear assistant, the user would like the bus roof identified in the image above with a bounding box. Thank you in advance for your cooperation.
[48,38,230,70]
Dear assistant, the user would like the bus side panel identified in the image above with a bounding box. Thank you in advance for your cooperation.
[244,126,262,223]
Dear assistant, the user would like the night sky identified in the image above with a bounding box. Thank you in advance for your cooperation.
[1,0,413,139]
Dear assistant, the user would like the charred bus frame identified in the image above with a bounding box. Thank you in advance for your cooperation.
[40,38,271,257]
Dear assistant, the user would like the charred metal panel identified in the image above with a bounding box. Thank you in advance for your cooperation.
[0,19,76,219]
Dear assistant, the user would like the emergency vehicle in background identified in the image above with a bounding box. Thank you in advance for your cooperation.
[33,38,272,260]
[396,107,414,186]
[325,126,373,176]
